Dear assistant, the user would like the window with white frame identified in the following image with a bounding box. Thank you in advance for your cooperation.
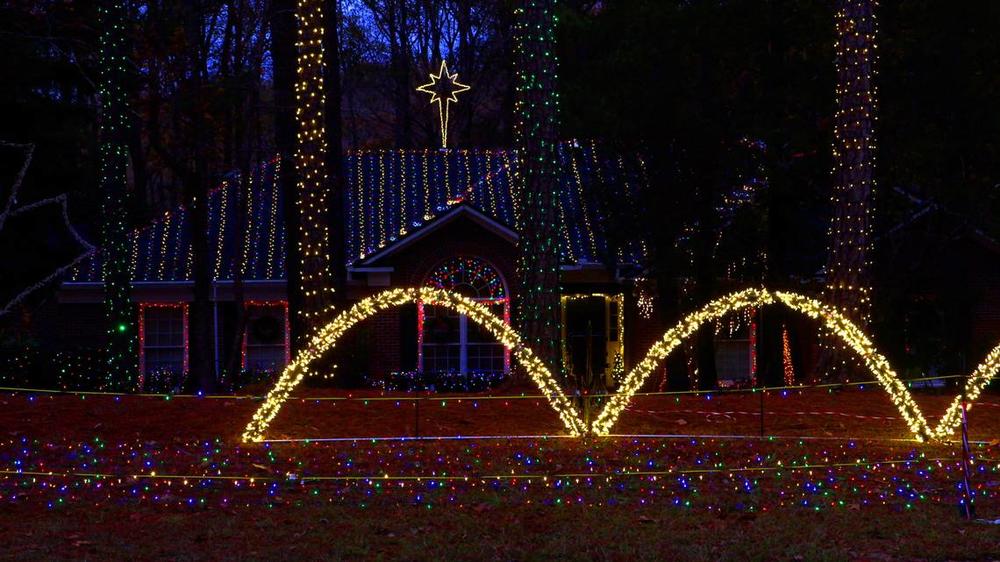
[243,302,289,374]
[139,304,188,376]
[419,257,510,375]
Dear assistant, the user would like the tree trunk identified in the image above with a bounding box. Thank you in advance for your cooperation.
[97,0,138,391]
[817,0,878,381]
[693,173,718,391]
[513,0,562,376]
[455,0,473,145]
[389,0,412,148]
[220,0,235,171]
[293,0,336,337]
[183,0,216,393]
[324,0,347,298]
[270,0,306,351]
[224,166,249,385]
[223,7,256,386]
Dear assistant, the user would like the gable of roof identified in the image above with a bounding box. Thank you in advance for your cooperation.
[347,141,649,267]
[358,204,518,266]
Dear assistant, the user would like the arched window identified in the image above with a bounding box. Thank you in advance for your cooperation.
[419,257,510,375]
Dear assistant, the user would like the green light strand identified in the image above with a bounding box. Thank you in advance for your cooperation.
[97,1,137,391]
[513,0,562,375]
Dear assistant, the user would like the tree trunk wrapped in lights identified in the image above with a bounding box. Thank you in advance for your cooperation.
[97,1,137,391]
[294,0,337,336]
[819,0,878,381]
[513,0,562,377]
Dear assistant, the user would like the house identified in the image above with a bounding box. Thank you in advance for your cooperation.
[874,191,1000,377]
[50,141,761,390]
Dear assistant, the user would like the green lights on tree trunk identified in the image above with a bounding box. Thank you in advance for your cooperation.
[513,0,562,375]
[97,1,137,391]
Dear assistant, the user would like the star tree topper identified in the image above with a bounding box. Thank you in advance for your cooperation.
[416,60,471,148]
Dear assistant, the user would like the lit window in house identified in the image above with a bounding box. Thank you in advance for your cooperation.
[419,256,510,375]
[139,303,188,377]
[243,302,290,374]
[714,314,756,387]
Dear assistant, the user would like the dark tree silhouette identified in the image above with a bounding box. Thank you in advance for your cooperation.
[325,0,347,298]
[271,0,305,348]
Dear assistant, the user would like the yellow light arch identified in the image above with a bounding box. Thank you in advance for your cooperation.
[592,289,1000,441]
[243,287,1000,443]
[241,287,585,442]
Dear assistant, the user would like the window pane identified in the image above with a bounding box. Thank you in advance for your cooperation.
[467,343,504,373]
[420,257,511,376]
[145,348,184,374]
[424,306,459,343]
[423,344,460,372]
[245,345,286,373]
[145,307,184,347]
[609,301,619,342]
[247,305,286,346]
[715,340,751,382]
[142,306,185,375]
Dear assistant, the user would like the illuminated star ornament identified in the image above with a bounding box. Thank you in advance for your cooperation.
[416,60,471,148]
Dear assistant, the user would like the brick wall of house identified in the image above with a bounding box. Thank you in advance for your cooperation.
[54,303,106,350]
[623,293,664,389]
[369,309,401,379]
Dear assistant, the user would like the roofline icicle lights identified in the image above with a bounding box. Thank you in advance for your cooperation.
[242,287,1000,443]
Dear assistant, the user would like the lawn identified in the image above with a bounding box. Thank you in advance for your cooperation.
[1,384,999,560]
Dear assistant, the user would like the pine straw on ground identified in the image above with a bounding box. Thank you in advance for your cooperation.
[3,383,999,442]
[1,385,999,561]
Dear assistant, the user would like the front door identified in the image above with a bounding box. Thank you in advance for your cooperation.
[561,294,624,388]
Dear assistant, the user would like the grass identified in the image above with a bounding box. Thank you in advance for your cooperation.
[2,502,1000,561]
[1,385,999,560]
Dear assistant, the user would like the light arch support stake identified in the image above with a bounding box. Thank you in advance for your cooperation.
[243,287,1000,443]
[241,287,586,442]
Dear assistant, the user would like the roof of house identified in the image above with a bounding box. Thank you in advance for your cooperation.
[65,141,649,284]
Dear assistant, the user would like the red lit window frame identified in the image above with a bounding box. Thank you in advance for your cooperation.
[241,300,291,371]
[138,302,190,383]
[417,257,511,374]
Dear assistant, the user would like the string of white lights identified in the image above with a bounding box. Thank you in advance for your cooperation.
[244,287,1000,444]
